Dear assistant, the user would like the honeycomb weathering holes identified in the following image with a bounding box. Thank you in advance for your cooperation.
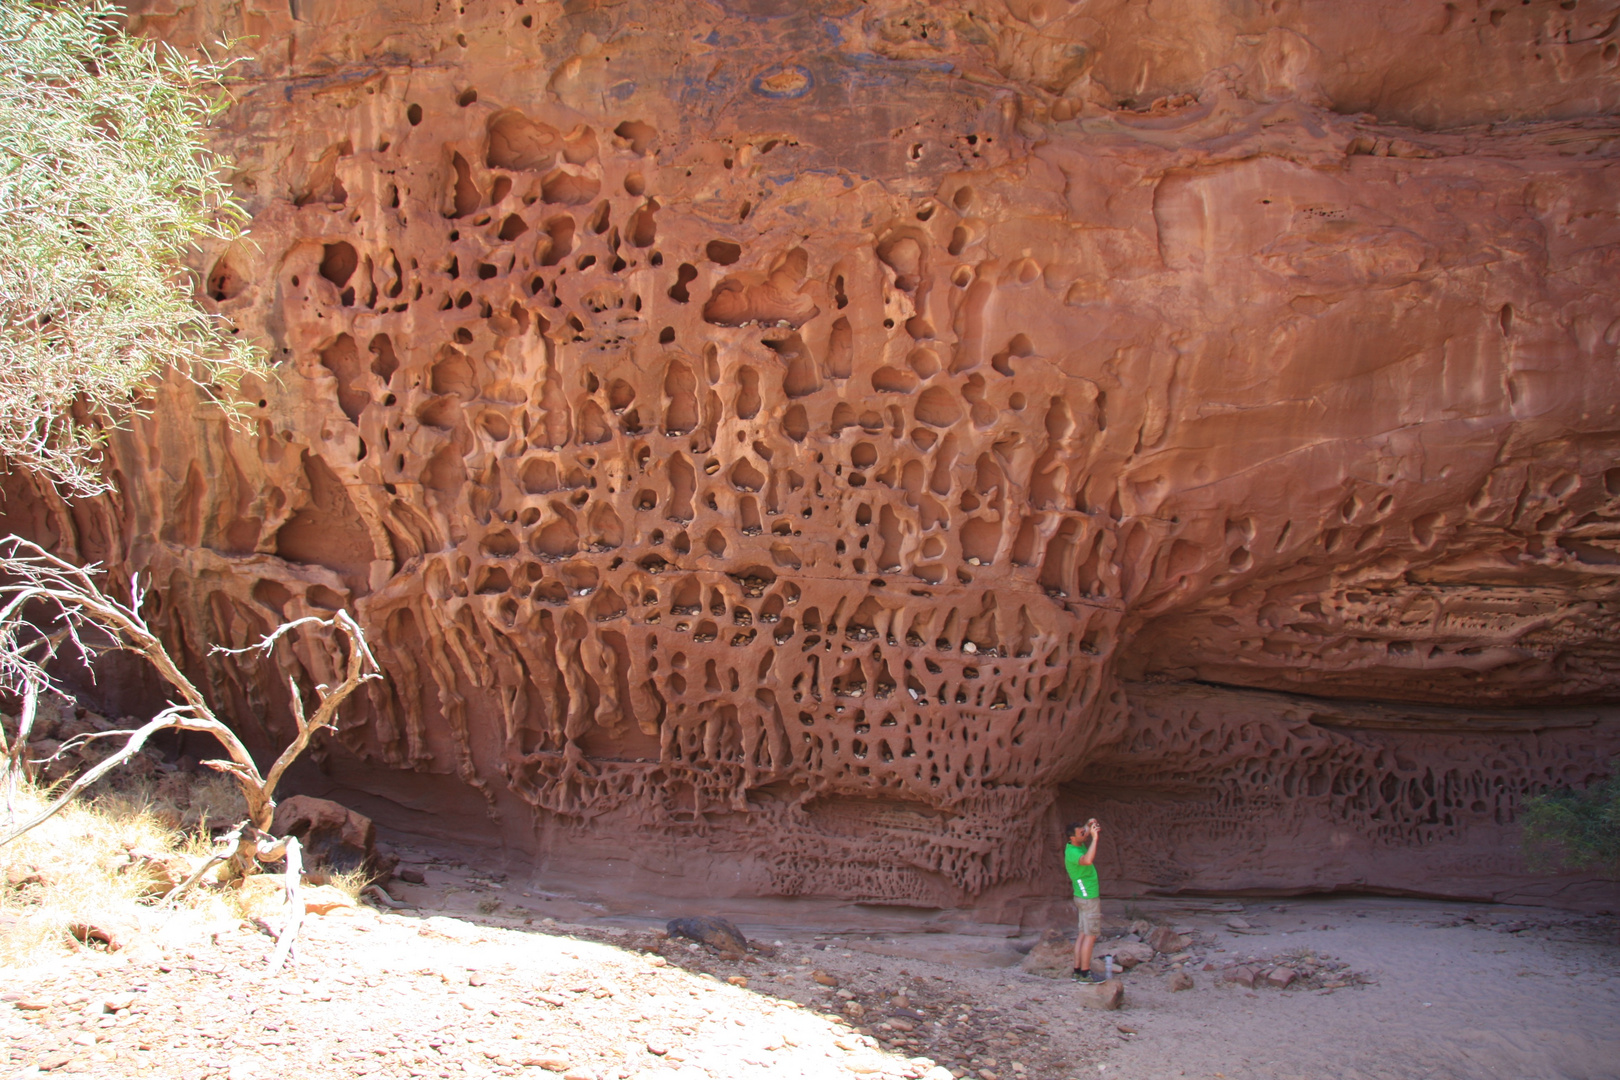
[61,2,1620,908]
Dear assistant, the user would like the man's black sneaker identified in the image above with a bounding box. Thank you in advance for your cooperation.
[1071,969,1090,981]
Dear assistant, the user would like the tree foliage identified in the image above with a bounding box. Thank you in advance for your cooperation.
[0,0,262,495]
[1521,762,1620,877]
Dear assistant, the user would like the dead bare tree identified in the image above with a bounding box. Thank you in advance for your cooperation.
[0,535,382,967]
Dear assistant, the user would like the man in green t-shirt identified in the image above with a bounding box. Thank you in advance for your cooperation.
[1064,818,1103,981]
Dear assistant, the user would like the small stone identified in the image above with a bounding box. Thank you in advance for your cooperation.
[71,1033,97,1047]
[645,1037,671,1056]
[299,884,356,915]
[525,1055,572,1070]
[1109,941,1155,970]
[1148,927,1191,954]
[665,916,747,959]
[1074,979,1124,1010]
[813,971,838,986]
[891,993,910,1008]
[1266,967,1297,989]
[37,1051,72,1071]
[14,999,51,1011]
[1225,918,1251,930]
[468,971,489,986]
[1168,972,1195,991]
[396,868,426,884]
[726,976,748,987]
[1224,966,1257,988]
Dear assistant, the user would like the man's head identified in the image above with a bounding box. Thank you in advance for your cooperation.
[1067,821,1091,845]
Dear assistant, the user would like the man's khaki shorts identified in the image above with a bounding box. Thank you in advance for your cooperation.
[1074,897,1101,936]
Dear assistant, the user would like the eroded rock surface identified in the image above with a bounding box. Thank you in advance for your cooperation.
[15,0,1619,907]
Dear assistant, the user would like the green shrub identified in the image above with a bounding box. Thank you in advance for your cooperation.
[0,0,262,495]
[1521,761,1620,876]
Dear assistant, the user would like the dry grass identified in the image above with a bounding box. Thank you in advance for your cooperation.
[0,767,369,973]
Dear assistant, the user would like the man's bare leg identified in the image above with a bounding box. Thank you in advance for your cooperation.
[1077,933,1097,974]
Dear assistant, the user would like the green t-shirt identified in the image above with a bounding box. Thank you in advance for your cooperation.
[1065,843,1100,899]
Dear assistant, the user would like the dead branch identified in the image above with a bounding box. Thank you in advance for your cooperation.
[362,882,407,909]
[159,826,239,907]
[0,536,383,865]
[0,537,270,825]
[1,626,68,812]
[215,609,380,810]
[268,835,303,972]
[0,704,196,845]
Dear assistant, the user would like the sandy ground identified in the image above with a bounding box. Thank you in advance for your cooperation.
[4,838,1617,1080]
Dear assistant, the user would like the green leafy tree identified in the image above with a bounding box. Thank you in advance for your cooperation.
[0,0,262,496]
[1521,761,1620,877]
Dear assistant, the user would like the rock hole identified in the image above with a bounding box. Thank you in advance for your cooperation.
[318,335,369,424]
[481,529,520,558]
[539,216,575,266]
[319,242,359,288]
[736,366,762,420]
[783,404,809,441]
[541,169,600,206]
[532,512,579,558]
[367,334,398,382]
[614,120,658,154]
[521,457,561,494]
[907,347,941,379]
[207,254,245,301]
[706,240,743,265]
[563,126,598,165]
[669,263,698,303]
[630,199,660,247]
[872,366,918,394]
[498,214,529,240]
[449,153,480,218]
[826,317,853,379]
[664,360,699,434]
[667,454,696,520]
[915,386,963,427]
[487,110,559,170]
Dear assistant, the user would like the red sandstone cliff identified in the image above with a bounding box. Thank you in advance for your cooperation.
[9,0,1619,910]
